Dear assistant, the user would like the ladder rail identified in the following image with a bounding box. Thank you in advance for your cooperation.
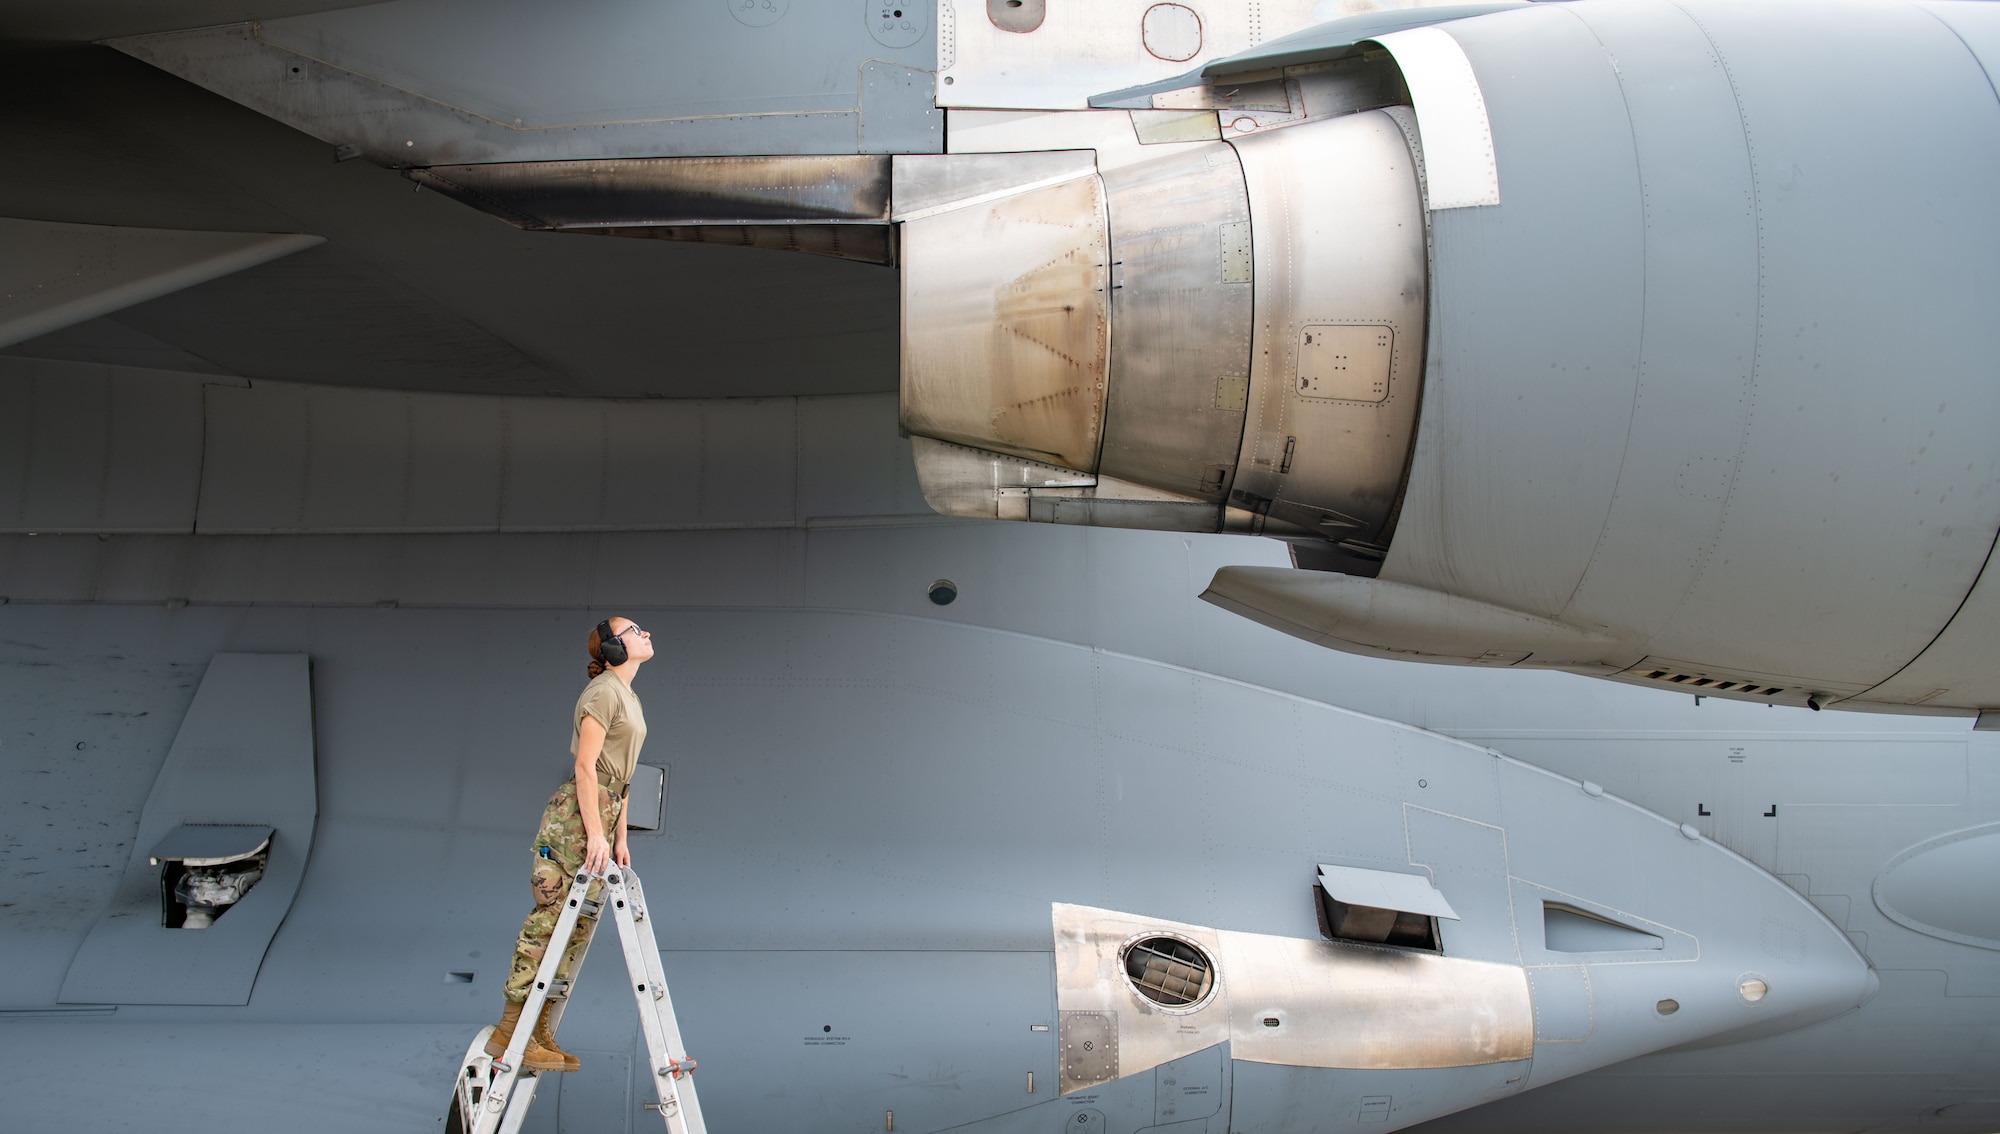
[606,870,708,1134]
[493,1073,545,1134]
[542,878,604,1036]
[625,871,708,1133]
[453,865,702,1134]
[471,869,598,1134]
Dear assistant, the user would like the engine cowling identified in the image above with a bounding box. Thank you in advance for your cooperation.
[897,106,1427,577]
[899,2,2000,716]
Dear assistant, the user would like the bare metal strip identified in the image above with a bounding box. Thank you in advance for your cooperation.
[1220,928,1532,1069]
[1052,902,1533,1092]
[1367,27,1500,208]
[899,158,1111,473]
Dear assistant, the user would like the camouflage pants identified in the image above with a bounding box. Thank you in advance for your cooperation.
[503,778,624,1004]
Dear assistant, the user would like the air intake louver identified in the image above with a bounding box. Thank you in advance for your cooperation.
[1637,669,1784,697]
[1122,936,1214,1007]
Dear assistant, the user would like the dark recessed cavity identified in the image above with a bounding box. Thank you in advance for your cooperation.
[1643,669,1784,697]
[989,0,1044,33]
[1122,936,1214,1008]
[928,579,958,605]
[151,824,274,930]
[1543,903,1665,952]
[1316,887,1440,951]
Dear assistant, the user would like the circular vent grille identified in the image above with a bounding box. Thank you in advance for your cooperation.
[1122,936,1215,1008]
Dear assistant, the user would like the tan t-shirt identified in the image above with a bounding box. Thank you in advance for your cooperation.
[571,672,647,787]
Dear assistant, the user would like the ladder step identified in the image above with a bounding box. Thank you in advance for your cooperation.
[453,866,704,1134]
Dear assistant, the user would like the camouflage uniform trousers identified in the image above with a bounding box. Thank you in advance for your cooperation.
[503,777,625,1004]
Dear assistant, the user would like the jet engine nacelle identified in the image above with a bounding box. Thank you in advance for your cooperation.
[897,0,2000,717]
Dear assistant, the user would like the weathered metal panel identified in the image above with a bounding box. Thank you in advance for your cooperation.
[1097,141,1254,505]
[898,157,1110,472]
[1227,110,1429,550]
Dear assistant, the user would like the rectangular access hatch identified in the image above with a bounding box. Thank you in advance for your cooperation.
[625,765,666,832]
[1297,325,1394,402]
[1316,864,1455,950]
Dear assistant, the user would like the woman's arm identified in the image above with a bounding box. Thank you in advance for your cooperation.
[575,715,612,874]
[614,793,631,868]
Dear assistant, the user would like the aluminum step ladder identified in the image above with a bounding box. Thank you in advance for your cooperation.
[447,866,705,1134]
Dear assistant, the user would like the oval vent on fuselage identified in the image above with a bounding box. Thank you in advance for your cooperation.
[1122,935,1215,1008]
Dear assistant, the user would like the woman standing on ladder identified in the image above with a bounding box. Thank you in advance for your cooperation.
[485,616,653,1072]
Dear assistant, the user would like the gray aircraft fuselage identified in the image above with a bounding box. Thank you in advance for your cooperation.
[2,1,1998,1132]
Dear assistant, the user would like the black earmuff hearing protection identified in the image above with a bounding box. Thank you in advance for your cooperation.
[595,619,628,667]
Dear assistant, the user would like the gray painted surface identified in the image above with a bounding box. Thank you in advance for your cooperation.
[0,47,900,399]
[1872,823,2000,950]
[0,219,321,348]
[110,0,941,166]
[0,593,1983,1132]
[59,653,315,1005]
[1382,0,2000,693]
[1,1,1997,1130]
[0,0,378,43]
[0,358,929,535]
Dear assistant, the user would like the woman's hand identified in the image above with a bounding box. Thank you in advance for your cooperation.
[614,836,631,869]
[584,832,612,875]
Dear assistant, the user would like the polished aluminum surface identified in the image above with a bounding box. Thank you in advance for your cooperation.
[1026,475,1222,531]
[1054,901,1534,1093]
[409,155,893,229]
[1219,927,1533,1069]
[898,155,1109,472]
[1053,904,1230,1093]
[942,108,1224,175]
[890,150,1097,221]
[908,436,1094,521]
[911,438,1224,529]
[1226,109,1428,549]
[1096,141,1255,507]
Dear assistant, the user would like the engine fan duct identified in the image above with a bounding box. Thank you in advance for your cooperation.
[896,109,1430,563]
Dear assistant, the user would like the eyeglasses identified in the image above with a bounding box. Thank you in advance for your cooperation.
[609,623,643,640]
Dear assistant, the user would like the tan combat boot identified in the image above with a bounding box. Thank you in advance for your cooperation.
[484,1001,569,1072]
[484,1001,523,1058]
[532,1005,583,1073]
